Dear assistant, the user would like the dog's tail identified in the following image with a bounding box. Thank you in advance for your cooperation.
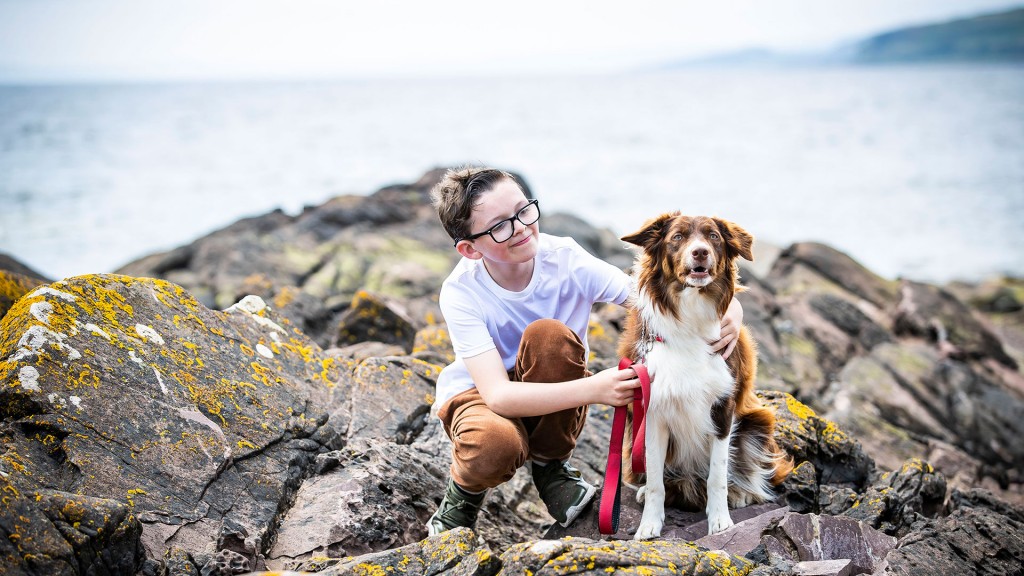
[735,403,794,486]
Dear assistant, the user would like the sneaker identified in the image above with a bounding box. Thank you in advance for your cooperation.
[531,460,597,527]
[427,479,487,536]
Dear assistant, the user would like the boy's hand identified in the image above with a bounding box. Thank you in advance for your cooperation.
[592,366,641,407]
[710,297,744,359]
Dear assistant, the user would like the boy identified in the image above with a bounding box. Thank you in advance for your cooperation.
[427,166,743,534]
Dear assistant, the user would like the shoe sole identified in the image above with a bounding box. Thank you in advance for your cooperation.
[558,482,598,528]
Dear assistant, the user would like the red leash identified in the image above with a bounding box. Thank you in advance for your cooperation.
[598,357,652,535]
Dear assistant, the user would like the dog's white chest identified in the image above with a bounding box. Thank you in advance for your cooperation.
[642,289,734,405]
[639,288,735,467]
[647,338,733,406]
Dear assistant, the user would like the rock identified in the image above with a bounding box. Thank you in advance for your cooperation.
[335,290,417,352]
[412,324,456,367]
[0,252,50,320]
[199,549,249,575]
[160,547,201,576]
[809,319,1024,502]
[761,391,875,492]
[543,212,634,271]
[0,270,46,321]
[840,458,946,537]
[759,512,896,576]
[115,167,631,348]
[345,355,440,444]
[0,276,344,568]
[265,285,334,348]
[950,487,1024,524]
[327,341,408,363]
[694,506,789,557]
[769,242,899,310]
[286,527,499,576]
[499,537,755,575]
[0,252,51,282]
[0,477,145,576]
[885,488,1024,576]
[792,559,853,576]
[267,439,446,567]
[808,294,891,352]
[893,280,1016,368]
[585,302,627,372]
[5,168,1024,573]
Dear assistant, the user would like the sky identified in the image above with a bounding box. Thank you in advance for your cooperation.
[1,0,1022,82]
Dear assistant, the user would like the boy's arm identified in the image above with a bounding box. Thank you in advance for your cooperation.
[710,297,744,358]
[464,349,640,418]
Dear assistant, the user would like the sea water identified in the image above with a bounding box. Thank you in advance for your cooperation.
[1,64,1022,283]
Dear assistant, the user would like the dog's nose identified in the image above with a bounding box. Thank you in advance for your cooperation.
[692,247,709,261]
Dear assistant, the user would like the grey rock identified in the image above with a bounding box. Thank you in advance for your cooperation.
[761,512,896,576]
[793,559,853,576]
[893,280,1016,368]
[885,489,1024,576]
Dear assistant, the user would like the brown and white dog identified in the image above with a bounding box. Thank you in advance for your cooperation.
[617,212,792,539]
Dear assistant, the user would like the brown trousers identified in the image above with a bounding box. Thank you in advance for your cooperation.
[437,319,589,492]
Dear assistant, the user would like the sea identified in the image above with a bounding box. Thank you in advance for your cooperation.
[1,64,1022,284]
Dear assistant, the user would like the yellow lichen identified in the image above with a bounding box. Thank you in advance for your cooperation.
[785,395,817,421]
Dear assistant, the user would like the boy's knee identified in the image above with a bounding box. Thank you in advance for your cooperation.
[521,319,585,365]
[523,319,573,340]
[452,419,528,486]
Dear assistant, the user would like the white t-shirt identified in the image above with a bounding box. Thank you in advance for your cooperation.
[434,233,632,409]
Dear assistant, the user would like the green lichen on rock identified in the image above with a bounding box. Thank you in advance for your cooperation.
[304,236,453,303]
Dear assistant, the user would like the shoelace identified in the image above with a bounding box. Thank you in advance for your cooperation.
[438,494,481,520]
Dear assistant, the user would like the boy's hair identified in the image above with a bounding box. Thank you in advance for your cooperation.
[430,166,523,243]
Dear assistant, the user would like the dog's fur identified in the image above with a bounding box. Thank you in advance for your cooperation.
[617,212,792,539]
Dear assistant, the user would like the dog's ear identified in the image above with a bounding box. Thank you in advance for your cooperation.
[621,212,678,250]
[714,218,754,261]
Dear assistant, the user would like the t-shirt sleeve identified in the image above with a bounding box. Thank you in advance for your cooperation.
[568,240,633,305]
[439,281,497,358]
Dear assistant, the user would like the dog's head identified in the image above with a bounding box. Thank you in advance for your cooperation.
[622,212,754,290]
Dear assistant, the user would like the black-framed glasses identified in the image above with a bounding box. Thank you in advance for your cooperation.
[454,200,540,246]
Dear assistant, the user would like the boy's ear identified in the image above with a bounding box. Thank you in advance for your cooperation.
[455,240,484,260]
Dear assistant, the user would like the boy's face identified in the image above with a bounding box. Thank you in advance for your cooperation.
[457,178,539,265]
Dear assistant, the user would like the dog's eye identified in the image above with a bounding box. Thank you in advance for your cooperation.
[709,232,720,240]
[672,233,683,241]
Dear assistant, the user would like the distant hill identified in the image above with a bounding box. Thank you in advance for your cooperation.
[660,6,1024,69]
[851,6,1024,63]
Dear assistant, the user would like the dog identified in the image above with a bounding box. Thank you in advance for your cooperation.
[617,212,792,539]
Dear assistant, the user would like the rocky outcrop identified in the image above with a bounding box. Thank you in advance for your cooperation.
[760,241,1024,505]
[2,168,1023,575]
[113,169,632,351]
[886,488,1024,575]
[0,275,346,573]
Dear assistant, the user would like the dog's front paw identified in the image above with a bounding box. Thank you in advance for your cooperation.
[634,519,663,540]
[707,513,734,535]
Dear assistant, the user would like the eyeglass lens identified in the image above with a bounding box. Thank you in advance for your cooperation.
[489,202,540,242]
